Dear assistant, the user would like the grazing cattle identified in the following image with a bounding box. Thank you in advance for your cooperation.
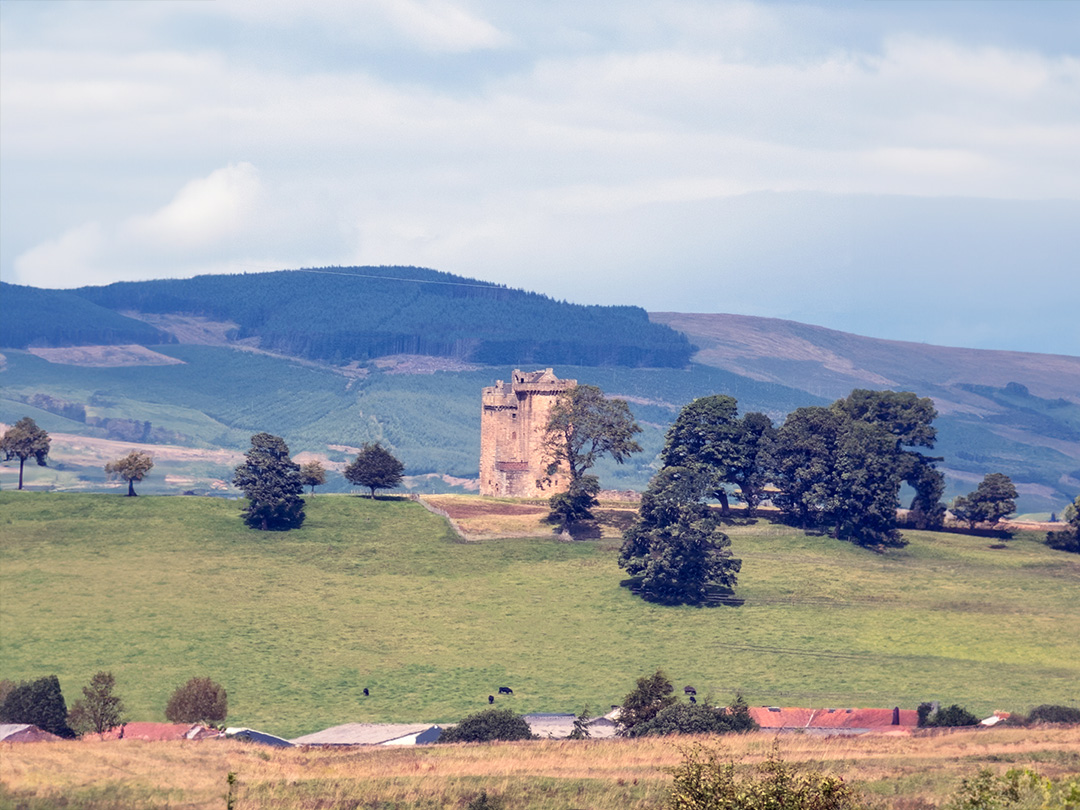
[684,686,697,695]
[488,695,495,704]
[689,695,697,704]
[498,686,513,695]
[363,687,369,696]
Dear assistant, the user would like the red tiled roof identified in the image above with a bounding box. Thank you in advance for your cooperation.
[749,707,918,730]
[98,722,220,741]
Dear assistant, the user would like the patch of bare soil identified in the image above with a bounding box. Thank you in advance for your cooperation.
[372,354,482,374]
[26,345,186,368]
[0,426,243,469]
[122,312,246,345]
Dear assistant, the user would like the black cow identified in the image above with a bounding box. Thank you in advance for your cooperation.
[689,695,697,704]
[684,686,697,695]
[363,687,369,696]
[498,686,513,695]
[488,695,495,704]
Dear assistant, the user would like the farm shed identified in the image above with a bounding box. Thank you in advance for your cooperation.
[0,723,62,743]
[748,706,918,735]
[225,727,294,747]
[98,722,222,741]
[290,722,443,746]
[524,713,619,739]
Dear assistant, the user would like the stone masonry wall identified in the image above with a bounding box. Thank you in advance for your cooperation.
[479,368,576,498]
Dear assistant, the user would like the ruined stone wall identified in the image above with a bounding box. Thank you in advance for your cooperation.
[479,368,576,498]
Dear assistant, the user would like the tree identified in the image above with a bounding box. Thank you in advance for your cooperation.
[617,670,677,735]
[1046,495,1080,553]
[951,473,1018,529]
[104,450,154,496]
[299,460,327,495]
[619,467,742,605]
[232,433,305,530]
[542,384,642,527]
[626,694,757,738]
[0,675,75,738]
[1,416,51,490]
[661,395,740,513]
[165,677,228,725]
[568,705,592,739]
[436,708,535,743]
[343,442,404,498]
[67,671,125,735]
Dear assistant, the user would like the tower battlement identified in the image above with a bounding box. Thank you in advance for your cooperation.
[479,368,576,498]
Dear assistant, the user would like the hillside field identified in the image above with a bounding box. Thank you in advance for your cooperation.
[1,492,1078,741]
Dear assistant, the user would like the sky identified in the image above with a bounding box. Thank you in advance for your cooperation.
[1,0,1077,355]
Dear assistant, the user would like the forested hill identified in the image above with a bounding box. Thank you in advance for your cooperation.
[1,268,694,368]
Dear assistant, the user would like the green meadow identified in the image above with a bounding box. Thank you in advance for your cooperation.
[1,492,1077,739]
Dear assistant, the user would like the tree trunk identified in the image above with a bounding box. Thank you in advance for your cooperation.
[127,479,137,496]
[18,456,25,490]
[717,488,730,515]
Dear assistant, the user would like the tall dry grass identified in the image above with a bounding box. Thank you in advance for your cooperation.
[3,727,1078,809]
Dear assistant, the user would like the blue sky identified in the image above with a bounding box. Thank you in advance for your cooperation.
[1,0,1077,354]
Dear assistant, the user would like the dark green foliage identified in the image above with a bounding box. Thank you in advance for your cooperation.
[626,694,757,737]
[771,389,943,550]
[951,473,1018,529]
[1,416,51,490]
[165,676,227,724]
[568,706,592,740]
[68,671,125,735]
[667,742,863,810]
[0,675,76,738]
[0,282,174,349]
[617,670,677,734]
[104,451,154,496]
[1026,704,1080,724]
[920,703,980,728]
[232,433,306,530]
[436,708,535,743]
[62,267,694,368]
[547,475,601,528]
[1045,495,1080,553]
[343,442,405,498]
[543,384,642,527]
[619,466,741,605]
[943,767,1073,810]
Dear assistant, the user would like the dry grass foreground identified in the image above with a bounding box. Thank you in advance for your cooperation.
[3,726,1078,810]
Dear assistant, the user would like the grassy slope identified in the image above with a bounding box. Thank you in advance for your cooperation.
[2,493,1078,740]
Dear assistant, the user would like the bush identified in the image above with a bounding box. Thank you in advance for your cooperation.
[1027,704,1080,724]
[919,703,980,728]
[0,675,76,738]
[667,742,863,810]
[437,708,535,743]
[67,671,125,735]
[627,695,758,738]
[165,677,228,725]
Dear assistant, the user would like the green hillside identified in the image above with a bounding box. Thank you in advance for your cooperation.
[2,493,1076,739]
[2,268,695,368]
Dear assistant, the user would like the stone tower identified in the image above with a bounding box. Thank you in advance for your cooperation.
[479,368,577,497]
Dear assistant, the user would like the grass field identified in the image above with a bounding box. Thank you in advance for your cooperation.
[2,726,1078,809]
[1,492,1078,741]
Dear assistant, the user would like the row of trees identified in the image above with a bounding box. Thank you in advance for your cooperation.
[0,673,227,738]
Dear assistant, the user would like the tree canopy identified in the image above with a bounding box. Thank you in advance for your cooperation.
[343,442,405,498]
[951,473,1018,529]
[625,694,757,738]
[436,708,535,743]
[299,460,327,495]
[1046,495,1080,553]
[0,675,75,738]
[542,384,642,527]
[1,416,51,490]
[617,670,678,735]
[67,671,125,735]
[165,677,228,725]
[232,433,306,530]
[104,450,154,496]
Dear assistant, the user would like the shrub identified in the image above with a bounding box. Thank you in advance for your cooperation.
[165,677,228,725]
[919,703,980,728]
[0,675,76,738]
[667,742,863,810]
[67,671,125,735]
[1027,704,1080,724]
[437,708,535,743]
[627,695,758,738]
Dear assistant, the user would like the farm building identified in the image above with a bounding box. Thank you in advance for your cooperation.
[748,706,918,735]
[0,723,63,743]
[290,722,443,746]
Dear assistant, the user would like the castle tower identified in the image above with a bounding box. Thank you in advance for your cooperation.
[479,368,577,497]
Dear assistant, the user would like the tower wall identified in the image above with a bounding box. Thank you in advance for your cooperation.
[479,368,576,498]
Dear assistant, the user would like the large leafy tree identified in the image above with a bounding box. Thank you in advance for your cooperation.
[0,675,75,738]
[104,450,154,496]
[436,708,535,743]
[344,442,405,498]
[165,677,228,725]
[68,671,125,735]
[619,466,741,605]
[232,433,306,530]
[542,384,642,527]
[1,416,51,490]
[626,694,757,738]
[617,670,677,735]
[1046,495,1080,553]
[299,460,327,495]
[950,473,1018,529]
